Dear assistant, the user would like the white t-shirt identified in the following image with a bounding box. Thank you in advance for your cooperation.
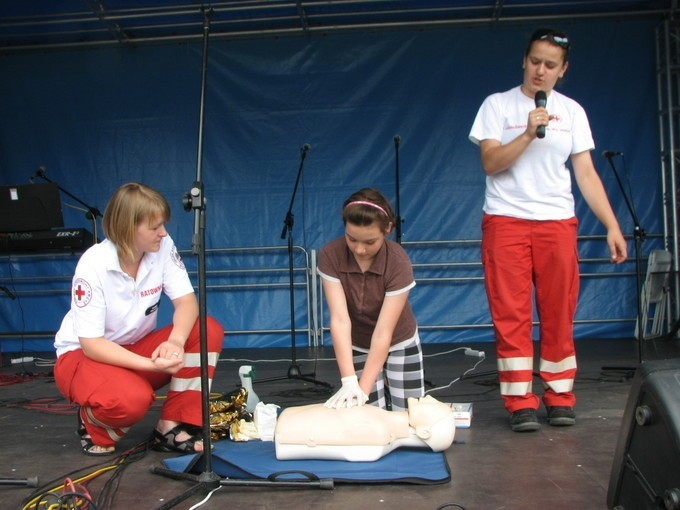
[469,85,594,220]
[54,235,194,357]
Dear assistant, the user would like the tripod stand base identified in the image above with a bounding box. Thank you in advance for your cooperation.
[150,464,334,508]
[150,466,220,510]
[255,363,333,389]
[287,364,302,378]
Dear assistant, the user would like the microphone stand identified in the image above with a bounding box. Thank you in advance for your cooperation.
[393,135,432,388]
[32,167,102,242]
[149,9,221,507]
[393,135,403,244]
[601,153,645,378]
[150,11,332,506]
[255,145,332,389]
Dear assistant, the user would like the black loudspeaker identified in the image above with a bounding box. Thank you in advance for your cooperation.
[607,359,680,510]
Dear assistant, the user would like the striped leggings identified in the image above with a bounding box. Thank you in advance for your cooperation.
[353,332,424,411]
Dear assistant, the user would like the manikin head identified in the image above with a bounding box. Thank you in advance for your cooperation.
[407,395,456,451]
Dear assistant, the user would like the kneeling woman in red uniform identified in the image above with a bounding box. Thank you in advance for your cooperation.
[54,182,224,456]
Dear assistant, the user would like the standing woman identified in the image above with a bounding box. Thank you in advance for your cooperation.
[469,29,628,432]
[54,182,224,455]
[318,188,424,411]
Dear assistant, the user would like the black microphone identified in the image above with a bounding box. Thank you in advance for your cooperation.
[301,143,311,153]
[30,166,46,183]
[0,285,16,300]
[534,90,547,139]
[394,135,401,148]
[602,151,623,158]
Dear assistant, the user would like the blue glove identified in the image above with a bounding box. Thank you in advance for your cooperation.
[324,375,369,409]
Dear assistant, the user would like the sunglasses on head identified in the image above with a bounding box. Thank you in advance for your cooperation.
[533,31,570,49]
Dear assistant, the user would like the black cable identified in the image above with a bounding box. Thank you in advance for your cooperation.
[32,492,61,509]
[18,440,150,510]
[20,460,106,508]
[58,491,98,509]
[96,440,152,509]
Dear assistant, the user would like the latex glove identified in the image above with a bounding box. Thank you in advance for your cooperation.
[324,375,369,409]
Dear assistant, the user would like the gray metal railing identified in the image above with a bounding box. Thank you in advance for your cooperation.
[0,234,664,345]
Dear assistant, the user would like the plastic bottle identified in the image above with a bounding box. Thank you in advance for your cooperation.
[238,365,260,413]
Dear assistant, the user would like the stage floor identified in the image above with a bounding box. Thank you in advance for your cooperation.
[2,337,678,510]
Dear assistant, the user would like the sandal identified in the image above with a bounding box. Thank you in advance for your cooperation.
[151,424,203,453]
[77,408,116,457]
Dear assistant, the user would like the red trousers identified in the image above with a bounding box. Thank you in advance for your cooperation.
[55,316,224,447]
[481,214,579,413]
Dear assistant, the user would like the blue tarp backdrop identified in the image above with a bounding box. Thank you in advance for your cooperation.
[0,18,664,352]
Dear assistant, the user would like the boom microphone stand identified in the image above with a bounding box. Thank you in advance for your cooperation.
[31,167,102,242]
[393,135,403,244]
[255,144,332,389]
[601,152,645,377]
[150,10,332,507]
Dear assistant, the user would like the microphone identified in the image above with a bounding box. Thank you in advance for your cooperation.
[301,143,311,153]
[29,166,46,183]
[394,135,401,148]
[602,151,623,158]
[534,90,547,139]
[0,285,16,300]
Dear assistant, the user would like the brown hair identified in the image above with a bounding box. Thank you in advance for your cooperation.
[342,188,395,234]
[526,28,570,63]
[102,182,170,260]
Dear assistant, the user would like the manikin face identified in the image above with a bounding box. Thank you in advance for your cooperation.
[344,221,390,266]
[521,40,568,97]
[134,214,167,256]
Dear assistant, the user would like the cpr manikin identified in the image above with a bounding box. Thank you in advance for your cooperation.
[274,395,455,461]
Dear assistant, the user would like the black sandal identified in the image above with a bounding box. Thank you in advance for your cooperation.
[151,424,203,453]
[77,408,116,457]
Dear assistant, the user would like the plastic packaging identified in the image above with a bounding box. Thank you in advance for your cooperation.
[254,402,280,441]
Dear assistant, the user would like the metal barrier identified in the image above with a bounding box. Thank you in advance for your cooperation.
[315,235,655,345]
[0,234,663,347]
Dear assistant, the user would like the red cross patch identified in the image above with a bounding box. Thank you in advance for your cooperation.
[73,278,92,308]
[171,246,186,270]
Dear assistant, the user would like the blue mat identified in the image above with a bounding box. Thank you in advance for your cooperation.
[161,440,451,485]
